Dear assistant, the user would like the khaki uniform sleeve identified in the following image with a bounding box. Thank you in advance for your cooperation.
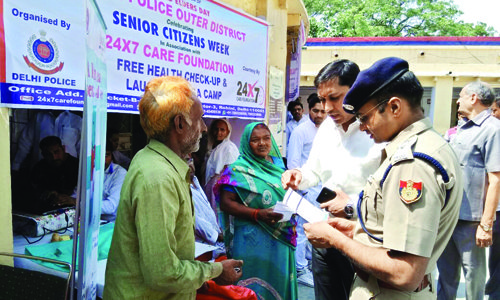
[381,158,446,257]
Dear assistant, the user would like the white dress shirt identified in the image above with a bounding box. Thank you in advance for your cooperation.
[298,117,384,206]
[287,118,318,170]
[54,111,82,159]
[101,162,127,221]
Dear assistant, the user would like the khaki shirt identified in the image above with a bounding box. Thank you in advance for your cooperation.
[351,118,463,299]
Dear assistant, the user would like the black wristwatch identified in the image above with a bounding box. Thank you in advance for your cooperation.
[344,204,354,219]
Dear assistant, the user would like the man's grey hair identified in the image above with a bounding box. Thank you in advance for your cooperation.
[465,81,495,106]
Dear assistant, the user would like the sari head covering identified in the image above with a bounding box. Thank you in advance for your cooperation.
[207,118,233,151]
[204,118,239,184]
[215,122,296,248]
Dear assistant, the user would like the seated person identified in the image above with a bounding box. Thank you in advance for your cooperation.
[30,136,79,211]
[12,109,82,174]
[188,157,226,260]
[107,128,131,170]
[101,143,127,221]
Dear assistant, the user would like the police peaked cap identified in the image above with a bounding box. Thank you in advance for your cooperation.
[343,57,409,114]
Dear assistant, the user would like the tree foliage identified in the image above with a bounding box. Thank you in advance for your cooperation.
[305,0,497,37]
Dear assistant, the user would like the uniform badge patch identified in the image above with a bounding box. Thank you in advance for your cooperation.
[399,180,422,204]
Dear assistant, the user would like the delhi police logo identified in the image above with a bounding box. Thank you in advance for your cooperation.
[399,180,423,204]
[23,30,64,75]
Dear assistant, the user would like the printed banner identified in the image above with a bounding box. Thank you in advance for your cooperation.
[286,21,304,102]
[0,0,268,119]
[268,66,284,150]
[0,0,86,110]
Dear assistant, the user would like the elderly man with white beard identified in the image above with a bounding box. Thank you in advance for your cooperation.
[104,76,243,300]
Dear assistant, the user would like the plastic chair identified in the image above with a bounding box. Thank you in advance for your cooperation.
[0,251,72,300]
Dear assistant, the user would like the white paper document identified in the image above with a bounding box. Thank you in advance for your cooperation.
[273,202,295,222]
[275,189,329,223]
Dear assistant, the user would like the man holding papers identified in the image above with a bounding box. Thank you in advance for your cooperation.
[282,60,382,300]
[303,57,463,299]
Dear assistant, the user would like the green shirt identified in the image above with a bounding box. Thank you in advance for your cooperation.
[103,139,223,300]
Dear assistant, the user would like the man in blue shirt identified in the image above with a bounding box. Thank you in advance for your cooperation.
[188,157,226,260]
[486,96,500,299]
[101,144,127,221]
[437,81,500,300]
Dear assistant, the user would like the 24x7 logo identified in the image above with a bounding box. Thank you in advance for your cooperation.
[236,81,260,102]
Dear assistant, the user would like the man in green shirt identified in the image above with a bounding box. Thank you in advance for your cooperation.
[104,76,243,300]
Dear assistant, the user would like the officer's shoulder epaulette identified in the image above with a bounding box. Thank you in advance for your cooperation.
[390,135,418,165]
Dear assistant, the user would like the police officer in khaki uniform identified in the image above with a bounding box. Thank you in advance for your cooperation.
[304,57,464,299]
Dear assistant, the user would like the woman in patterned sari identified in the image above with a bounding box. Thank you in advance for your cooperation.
[215,122,298,300]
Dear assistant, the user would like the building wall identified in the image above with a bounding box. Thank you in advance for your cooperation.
[300,37,500,134]
[0,108,13,260]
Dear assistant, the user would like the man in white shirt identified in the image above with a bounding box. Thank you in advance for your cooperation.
[282,59,382,300]
[288,93,326,170]
[288,93,326,287]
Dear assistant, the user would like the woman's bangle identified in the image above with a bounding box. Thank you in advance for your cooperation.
[252,209,260,222]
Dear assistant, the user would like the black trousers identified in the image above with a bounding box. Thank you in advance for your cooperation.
[312,247,354,300]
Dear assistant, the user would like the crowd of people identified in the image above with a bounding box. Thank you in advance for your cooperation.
[10,57,500,300]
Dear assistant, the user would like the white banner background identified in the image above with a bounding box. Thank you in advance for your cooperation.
[1,0,268,119]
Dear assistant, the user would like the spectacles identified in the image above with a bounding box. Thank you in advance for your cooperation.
[355,100,389,124]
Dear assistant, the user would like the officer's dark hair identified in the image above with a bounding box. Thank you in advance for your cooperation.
[495,96,500,107]
[465,81,495,106]
[287,100,303,112]
[307,93,321,110]
[39,136,63,151]
[314,59,360,88]
[371,71,424,113]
